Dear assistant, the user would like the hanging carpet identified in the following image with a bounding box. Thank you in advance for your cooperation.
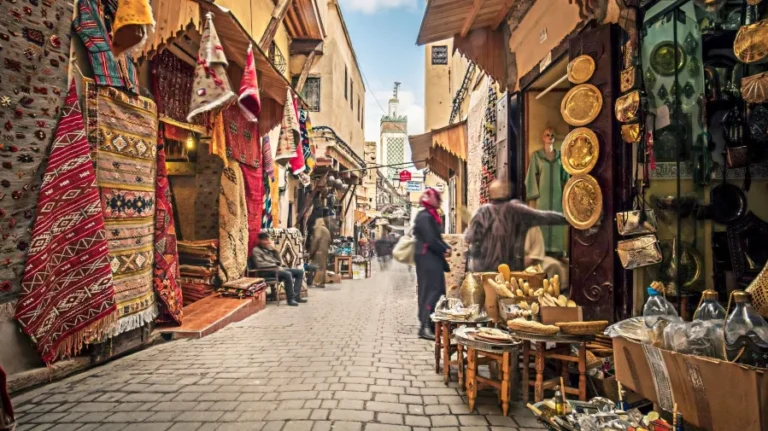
[300,109,316,174]
[275,90,301,167]
[15,83,116,365]
[224,105,260,168]
[241,163,264,255]
[153,135,183,325]
[88,81,158,337]
[219,161,249,283]
[0,0,74,306]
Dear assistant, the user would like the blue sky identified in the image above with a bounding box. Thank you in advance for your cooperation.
[339,0,426,144]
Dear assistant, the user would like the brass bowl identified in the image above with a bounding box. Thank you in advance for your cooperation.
[650,41,686,76]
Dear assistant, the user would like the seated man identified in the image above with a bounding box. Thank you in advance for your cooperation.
[252,232,307,307]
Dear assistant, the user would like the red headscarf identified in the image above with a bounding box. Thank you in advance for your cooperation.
[420,188,442,225]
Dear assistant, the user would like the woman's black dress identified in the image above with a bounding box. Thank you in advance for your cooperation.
[413,210,450,328]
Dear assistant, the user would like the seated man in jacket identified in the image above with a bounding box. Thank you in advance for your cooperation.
[252,232,307,307]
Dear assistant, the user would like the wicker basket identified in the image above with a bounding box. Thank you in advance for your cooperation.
[555,320,609,336]
[746,261,768,318]
[507,319,560,336]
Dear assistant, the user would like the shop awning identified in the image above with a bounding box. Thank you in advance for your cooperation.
[281,0,325,40]
[417,0,514,45]
[354,210,368,225]
[409,121,467,181]
[453,27,508,86]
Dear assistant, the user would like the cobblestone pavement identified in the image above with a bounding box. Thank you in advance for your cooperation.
[13,266,544,431]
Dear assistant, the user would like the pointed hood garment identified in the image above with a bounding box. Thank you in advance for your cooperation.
[238,43,262,122]
[187,12,236,122]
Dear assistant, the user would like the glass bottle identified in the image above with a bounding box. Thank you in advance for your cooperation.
[725,291,768,344]
[693,290,726,321]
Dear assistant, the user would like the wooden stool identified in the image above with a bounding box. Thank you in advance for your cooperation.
[453,327,520,416]
[517,334,594,403]
[432,316,492,386]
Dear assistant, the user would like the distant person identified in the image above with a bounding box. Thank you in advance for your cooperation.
[252,232,307,306]
[414,188,451,340]
[375,235,393,270]
[465,179,567,272]
[309,219,331,288]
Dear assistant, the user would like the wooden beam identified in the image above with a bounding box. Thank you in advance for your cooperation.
[259,0,291,51]
[294,50,317,94]
[460,0,485,38]
[493,0,515,29]
[290,39,323,55]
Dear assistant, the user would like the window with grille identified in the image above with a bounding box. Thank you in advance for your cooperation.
[291,76,321,112]
[432,45,448,65]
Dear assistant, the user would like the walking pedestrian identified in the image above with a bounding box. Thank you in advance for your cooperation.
[413,188,451,341]
[465,179,567,272]
[252,232,308,306]
[310,218,331,288]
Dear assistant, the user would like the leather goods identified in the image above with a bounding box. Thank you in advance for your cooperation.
[726,145,749,169]
[616,209,658,236]
[615,90,641,123]
[727,212,768,282]
[616,234,663,270]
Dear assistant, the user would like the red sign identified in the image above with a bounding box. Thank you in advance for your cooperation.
[398,170,412,182]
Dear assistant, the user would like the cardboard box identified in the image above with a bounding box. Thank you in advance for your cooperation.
[327,272,342,284]
[590,374,645,408]
[539,306,583,325]
[613,336,768,431]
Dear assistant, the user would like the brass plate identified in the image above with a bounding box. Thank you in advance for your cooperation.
[561,128,600,175]
[568,55,596,84]
[615,90,640,123]
[561,84,603,127]
[563,174,603,230]
[650,41,686,76]
[621,123,642,143]
[734,20,768,64]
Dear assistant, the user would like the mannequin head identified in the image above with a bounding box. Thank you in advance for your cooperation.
[541,127,556,151]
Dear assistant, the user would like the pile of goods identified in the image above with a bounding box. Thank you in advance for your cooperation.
[507,318,561,336]
[178,240,220,306]
[527,396,677,430]
[434,296,486,321]
[217,278,268,299]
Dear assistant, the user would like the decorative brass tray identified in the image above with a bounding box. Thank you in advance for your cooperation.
[650,41,686,76]
[561,128,599,175]
[561,84,603,127]
[621,123,642,144]
[735,20,768,63]
[567,55,596,84]
[562,174,603,230]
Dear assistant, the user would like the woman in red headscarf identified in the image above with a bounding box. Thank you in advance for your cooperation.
[413,188,451,340]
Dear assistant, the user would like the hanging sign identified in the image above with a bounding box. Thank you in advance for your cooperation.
[399,170,412,182]
[406,181,423,192]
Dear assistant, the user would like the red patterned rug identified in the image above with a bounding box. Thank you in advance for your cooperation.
[153,134,183,325]
[15,83,116,364]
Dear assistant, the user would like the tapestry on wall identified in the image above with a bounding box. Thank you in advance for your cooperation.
[261,135,275,229]
[152,49,205,126]
[219,161,249,283]
[16,83,116,365]
[195,139,224,239]
[0,0,74,306]
[88,82,158,336]
[480,86,498,205]
[466,80,490,215]
[241,163,264,255]
[153,135,183,325]
[224,105,260,168]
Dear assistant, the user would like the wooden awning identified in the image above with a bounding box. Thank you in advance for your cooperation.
[453,27,508,86]
[409,121,467,181]
[417,0,514,45]
[281,0,325,40]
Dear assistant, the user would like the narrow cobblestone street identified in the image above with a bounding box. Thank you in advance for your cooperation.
[12,266,543,431]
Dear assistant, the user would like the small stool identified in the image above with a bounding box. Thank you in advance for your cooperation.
[453,327,520,416]
[432,316,492,385]
[518,334,594,403]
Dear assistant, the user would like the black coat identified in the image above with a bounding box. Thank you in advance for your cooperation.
[413,210,450,272]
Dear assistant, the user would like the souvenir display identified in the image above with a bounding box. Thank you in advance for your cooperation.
[560,128,599,175]
[562,174,603,230]
[560,84,603,127]
[734,19,768,63]
[650,41,686,76]
[480,87,498,204]
[658,240,703,290]
[616,235,663,270]
[616,209,658,236]
[621,123,642,143]
[620,66,638,93]
[567,55,596,84]
[555,320,609,335]
[749,105,768,142]
[742,72,768,103]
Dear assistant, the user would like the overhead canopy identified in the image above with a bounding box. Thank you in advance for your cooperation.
[453,27,508,86]
[417,0,514,45]
[409,121,467,182]
[281,0,325,40]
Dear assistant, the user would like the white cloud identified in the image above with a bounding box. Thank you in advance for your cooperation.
[339,0,418,14]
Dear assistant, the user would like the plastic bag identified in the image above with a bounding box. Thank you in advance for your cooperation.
[662,320,725,359]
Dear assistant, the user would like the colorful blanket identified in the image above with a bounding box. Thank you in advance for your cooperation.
[89,82,158,337]
[300,109,316,174]
[0,0,73,306]
[241,163,264,255]
[218,162,249,283]
[153,138,183,325]
[16,83,116,365]
[225,105,260,168]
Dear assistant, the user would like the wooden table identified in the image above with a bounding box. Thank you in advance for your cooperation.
[512,331,594,403]
[334,255,353,279]
[453,327,521,416]
[431,315,492,386]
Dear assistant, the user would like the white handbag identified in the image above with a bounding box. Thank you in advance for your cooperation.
[392,232,416,265]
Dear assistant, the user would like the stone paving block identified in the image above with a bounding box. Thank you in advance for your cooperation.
[404,415,430,427]
[103,412,153,422]
[145,412,181,422]
[196,393,239,402]
[311,421,331,431]
[262,421,285,431]
[363,424,410,431]
[264,409,312,421]
[168,423,201,431]
[275,391,318,401]
[430,415,460,427]
[282,420,314,431]
[459,415,489,426]
[424,405,450,415]
[328,410,374,422]
[216,423,264,431]
[375,413,402,425]
[236,412,268,422]
[332,391,372,401]
[364,401,407,415]
[513,416,545,428]
[121,423,173,431]
[330,422,362,431]
[46,424,81,431]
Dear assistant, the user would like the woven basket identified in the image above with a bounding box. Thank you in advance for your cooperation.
[555,320,609,336]
[507,319,560,336]
[746,261,768,318]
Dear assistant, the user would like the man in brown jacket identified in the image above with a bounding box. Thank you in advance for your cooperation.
[252,232,307,306]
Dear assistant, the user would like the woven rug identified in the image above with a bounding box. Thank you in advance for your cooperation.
[466,80,489,215]
[224,105,260,168]
[0,0,74,305]
[89,82,158,336]
[443,234,469,298]
[218,162,249,283]
[16,83,116,365]
[241,163,264,255]
[153,138,183,325]
[195,140,223,239]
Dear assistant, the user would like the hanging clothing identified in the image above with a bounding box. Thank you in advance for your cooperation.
[110,0,155,55]
[465,200,567,272]
[300,109,316,174]
[525,149,569,255]
[187,12,236,122]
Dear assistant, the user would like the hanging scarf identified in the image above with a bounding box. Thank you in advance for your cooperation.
[420,188,442,225]
[187,12,236,122]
